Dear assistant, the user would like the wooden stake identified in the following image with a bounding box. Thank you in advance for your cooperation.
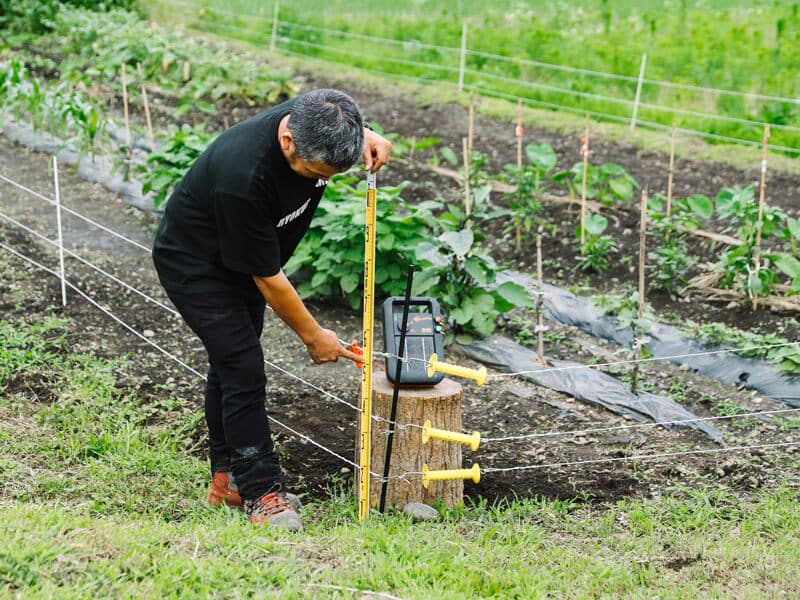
[516,99,523,169]
[462,137,471,228]
[666,125,676,217]
[580,114,589,253]
[632,188,648,396]
[752,124,771,311]
[136,62,156,152]
[121,64,132,181]
[536,226,547,366]
[515,99,524,253]
[467,95,475,155]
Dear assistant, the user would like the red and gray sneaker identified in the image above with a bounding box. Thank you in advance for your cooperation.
[245,491,303,531]
[207,471,243,508]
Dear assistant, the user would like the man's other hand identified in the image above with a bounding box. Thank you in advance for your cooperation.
[306,327,363,364]
[363,128,392,173]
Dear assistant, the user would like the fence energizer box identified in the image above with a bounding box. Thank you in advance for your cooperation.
[382,296,446,386]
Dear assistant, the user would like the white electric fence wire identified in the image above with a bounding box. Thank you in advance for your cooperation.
[0,240,373,473]
[0,210,179,316]
[2,235,799,481]
[0,173,152,252]
[490,341,800,380]
[480,440,800,474]
[483,407,800,443]
[3,175,800,437]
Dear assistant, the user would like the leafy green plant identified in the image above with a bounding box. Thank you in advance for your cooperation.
[412,226,534,339]
[687,321,800,376]
[284,176,438,309]
[646,194,711,296]
[593,290,656,334]
[714,186,793,298]
[575,213,617,273]
[501,142,557,252]
[553,161,638,206]
[140,124,217,208]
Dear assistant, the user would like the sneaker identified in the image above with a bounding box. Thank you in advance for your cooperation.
[207,472,303,512]
[245,491,303,531]
[207,471,243,508]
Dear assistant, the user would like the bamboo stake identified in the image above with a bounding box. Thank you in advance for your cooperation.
[580,114,589,253]
[136,62,156,152]
[462,137,471,228]
[515,99,524,253]
[666,125,676,217]
[121,64,132,181]
[752,124,770,311]
[468,95,475,155]
[632,188,648,396]
[536,226,547,366]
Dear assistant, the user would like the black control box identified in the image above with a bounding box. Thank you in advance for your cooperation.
[382,296,446,386]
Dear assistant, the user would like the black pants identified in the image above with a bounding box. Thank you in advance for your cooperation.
[165,288,286,501]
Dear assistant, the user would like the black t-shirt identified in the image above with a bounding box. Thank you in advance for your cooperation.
[152,98,327,294]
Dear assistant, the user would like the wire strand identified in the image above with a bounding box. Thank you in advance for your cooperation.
[483,407,800,443]
[481,440,800,474]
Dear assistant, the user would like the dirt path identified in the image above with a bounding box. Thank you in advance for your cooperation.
[2,83,799,504]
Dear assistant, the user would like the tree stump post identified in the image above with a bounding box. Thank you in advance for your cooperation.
[355,371,464,509]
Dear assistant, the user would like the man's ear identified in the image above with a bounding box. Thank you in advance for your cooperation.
[278,129,294,152]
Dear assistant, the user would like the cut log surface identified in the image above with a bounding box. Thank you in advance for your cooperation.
[356,371,464,509]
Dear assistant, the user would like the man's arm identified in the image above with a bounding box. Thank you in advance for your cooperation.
[253,271,362,365]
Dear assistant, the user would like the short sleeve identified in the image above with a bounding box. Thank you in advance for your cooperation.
[213,191,281,277]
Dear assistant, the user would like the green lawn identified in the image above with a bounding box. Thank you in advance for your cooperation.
[2,315,799,598]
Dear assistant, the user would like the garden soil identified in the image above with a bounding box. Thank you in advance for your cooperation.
[1,72,799,508]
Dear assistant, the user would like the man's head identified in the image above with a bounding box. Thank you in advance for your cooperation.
[283,89,365,178]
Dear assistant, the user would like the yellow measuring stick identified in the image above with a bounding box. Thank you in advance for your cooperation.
[358,171,378,522]
[422,419,481,451]
[426,353,487,386]
[422,463,481,489]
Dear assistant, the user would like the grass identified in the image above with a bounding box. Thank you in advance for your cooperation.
[147,0,800,155]
[2,315,800,597]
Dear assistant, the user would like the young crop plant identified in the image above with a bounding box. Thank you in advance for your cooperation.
[412,225,534,339]
[140,124,218,208]
[575,213,617,273]
[284,176,439,310]
[714,186,798,298]
[646,193,712,297]
[501,142,557,253]
[552,161,639,206]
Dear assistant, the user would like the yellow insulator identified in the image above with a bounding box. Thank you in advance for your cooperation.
[422,420,481,451]
[421,463,481,489]
[426,353,487,386]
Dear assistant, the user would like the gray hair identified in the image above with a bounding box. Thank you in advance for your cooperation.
[287,89,365,171]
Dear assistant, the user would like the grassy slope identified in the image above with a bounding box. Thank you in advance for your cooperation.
[1,308,799,597]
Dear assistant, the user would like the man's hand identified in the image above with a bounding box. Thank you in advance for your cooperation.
[363,128,392,173]
[306,328,363,365]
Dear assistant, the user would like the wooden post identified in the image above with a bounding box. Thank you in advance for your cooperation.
[468,95,475,155]
[666,125,676,217]
[752,124,770,311]
[356,372,465,509]
[632,188,648,395]
[462,137,471,228]
[136,62,156,152]
[515,99,524,253]
[121,64,132,181]
[536,226,547,366]
[580,114,590,252]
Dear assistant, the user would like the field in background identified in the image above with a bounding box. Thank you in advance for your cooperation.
[150,0,800,153]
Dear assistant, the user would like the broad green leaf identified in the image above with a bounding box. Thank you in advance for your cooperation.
[494,281,536,309]
[773,252,800,279]
[583,213,608,236]
[686,194,713,219]
[609,177,634,200]
[340,272,360,294]
[440,229,474,258]
[525,142,557,172]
